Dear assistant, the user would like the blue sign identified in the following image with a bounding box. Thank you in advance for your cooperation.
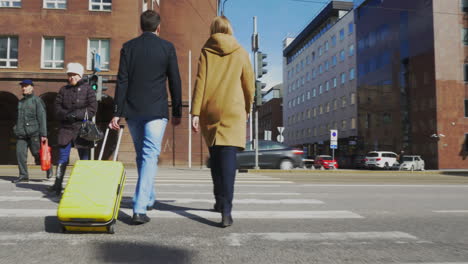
[331,144,337,149]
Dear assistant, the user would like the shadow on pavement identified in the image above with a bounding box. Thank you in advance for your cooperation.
[441,171,468,177]
[96,241,193,264]
[119,197,220,228]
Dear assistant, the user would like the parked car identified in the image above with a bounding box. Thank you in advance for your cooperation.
[352,155,367,169]
[235,140,304,170]
[364,151,398,169]
[313,155,338,169]
[399,155,425,171]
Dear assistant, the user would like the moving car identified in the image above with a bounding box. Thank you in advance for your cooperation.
[236,140,304,170]
[352,155,367,169]
[313,155,338,169]
[364,151,398,169]
[399,155,425,171]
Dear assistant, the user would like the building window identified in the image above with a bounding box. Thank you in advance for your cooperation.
[331,35,336,47]
[339,29,345,41]
[42,37,64,69]
[465,99,468,117]
[319,105,323,114]
[313,108,317,117]
[348,23,354,35]
[307,91,310,100]
[88,39,110,70]
[350,93,356,104]
[333,77,337,88]
[326,102,330,113]
[341,96,347,107]
[465,64,468,82]
[349,68,355,80]
[0,0,21,7]
[44,0,66,8]
[319,64,323,74]
[306,55,310,65]
[341,120,347,130]
[463,29,468,45]
[465,134,468,151]
[349,44,354,56]
[462,0,468,12]
[332,55,337,66]
[325,41,329,52]
[312,88,316,97]
[325,60,329,71]
[319,46,323,56]
[90,0,111,11]
[0,36,18,68]
[340,50,345,61]
[333,99,338,110]
[351,118,356,129]
[319,84,323,94]
[341,72,346,84]
[325,81,330,91]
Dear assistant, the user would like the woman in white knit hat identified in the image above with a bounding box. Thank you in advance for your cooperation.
[48,62,98,196]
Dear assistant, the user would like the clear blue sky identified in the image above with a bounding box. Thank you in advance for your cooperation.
[224,0,353,90]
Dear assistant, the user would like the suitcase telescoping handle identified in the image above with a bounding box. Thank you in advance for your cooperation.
[98,125,124,161]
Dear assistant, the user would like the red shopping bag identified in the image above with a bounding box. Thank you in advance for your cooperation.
[40,141,52,171]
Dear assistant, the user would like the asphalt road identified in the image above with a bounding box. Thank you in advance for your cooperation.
[0,166,467,264]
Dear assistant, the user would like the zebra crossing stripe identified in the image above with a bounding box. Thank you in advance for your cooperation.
[0,209,362,219]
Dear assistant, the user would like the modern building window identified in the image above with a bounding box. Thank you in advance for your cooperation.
[333,77,337,88]
[340,49,345,61]
[89,0,111,11]
[349,68,355,80]
[42,37,64,69]
[348,22,354,35]
[331,35,336,47]
[341,72,346,84]
[349,44,354,56]
[463,28,468,45]
[350,93,356,104]
[351,118,356,129]
[44,0,66,8]
[88,39,110,71]
[339,28,345,41]
[0,0,21,7]
[0,36,18,68]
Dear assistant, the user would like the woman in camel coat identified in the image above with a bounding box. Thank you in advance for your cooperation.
[191,16,255,227]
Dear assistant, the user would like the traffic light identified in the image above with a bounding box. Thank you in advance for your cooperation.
[255,80,266,107]
[89,74,103,101]
[256,51,268,79]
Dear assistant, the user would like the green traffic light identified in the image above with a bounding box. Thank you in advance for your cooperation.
[92,84,98,90]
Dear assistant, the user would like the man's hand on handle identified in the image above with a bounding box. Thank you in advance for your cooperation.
[109,117,121,130]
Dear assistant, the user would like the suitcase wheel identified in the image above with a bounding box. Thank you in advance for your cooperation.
[107,223,115,234]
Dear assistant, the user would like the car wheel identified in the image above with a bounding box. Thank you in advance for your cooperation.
[279,159,294,170]
[384,162,389,170]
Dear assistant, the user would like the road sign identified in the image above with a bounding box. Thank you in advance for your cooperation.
[330,129,338,141]
[277,135,284,143]
[277,127,284,133]
[330,144,337,149]
[264,130,271,141]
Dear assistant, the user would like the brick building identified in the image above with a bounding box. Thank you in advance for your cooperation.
[0,0,217,166]
[258,83,283,142]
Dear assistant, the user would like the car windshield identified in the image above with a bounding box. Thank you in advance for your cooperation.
[402,157,414,162]
[320,156,333,161]
[367,153,379,157]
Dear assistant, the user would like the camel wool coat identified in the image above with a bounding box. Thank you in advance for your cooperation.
[191,33,255,150]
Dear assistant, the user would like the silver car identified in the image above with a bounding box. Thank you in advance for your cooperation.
[399,155,425,171]
[236,140,304,170]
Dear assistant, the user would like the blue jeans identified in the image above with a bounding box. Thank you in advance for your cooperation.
[127,117,168,214]
[58,143,89,164]
[208,146,238,215]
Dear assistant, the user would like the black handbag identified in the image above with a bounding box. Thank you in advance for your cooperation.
[78,110,104,142]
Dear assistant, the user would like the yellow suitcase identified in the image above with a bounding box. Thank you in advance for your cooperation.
[57,127,125,234]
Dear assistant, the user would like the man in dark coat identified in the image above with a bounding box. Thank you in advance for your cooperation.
[109,10,182,225]
[12,79,53,183]
[48,63,97,195]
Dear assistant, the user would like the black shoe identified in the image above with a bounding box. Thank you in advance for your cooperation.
[213,203,222,213]
[132,214,150,225]
[221,214,233,228]
[146,205,154,211]
[46,167,53,179]
[12,176,29,183]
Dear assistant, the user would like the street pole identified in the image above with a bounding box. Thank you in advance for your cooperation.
[188,50,192,168]
[252,16,259,170]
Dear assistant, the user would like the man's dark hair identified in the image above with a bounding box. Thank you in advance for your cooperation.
[140,10,160,32]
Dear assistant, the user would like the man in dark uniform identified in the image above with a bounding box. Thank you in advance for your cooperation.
[12,79,52,183]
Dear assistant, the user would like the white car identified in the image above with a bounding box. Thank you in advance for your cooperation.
[365,151,398,169]
[399,155,425,171]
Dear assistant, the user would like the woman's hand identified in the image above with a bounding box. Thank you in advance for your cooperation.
[192,116,200,133]
[109,117,121,130]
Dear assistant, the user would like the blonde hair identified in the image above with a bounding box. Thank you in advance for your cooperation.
[210,16,233,35]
